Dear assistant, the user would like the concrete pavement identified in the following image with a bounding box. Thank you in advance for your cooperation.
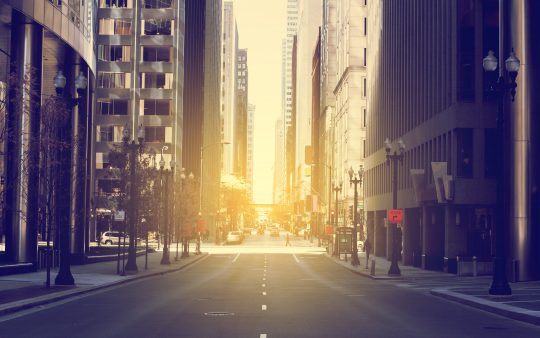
[328,250,540,326]
[0,244,207,317]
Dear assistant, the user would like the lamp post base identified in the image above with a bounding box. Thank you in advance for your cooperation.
[124,250,139,274]
[350,252,360,266]
[54,270,75,286]
[387,262,401,276]
[489,257,511,295]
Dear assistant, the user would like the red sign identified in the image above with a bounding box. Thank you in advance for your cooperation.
[325,225,334,235]
[388,209,403,224]
[197,219,206,233]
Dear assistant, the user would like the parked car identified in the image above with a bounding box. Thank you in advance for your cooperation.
[226,231,244,244]
[100,231,127,245]
[270,229,280,237]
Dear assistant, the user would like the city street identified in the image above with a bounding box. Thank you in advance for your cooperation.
[1,234,539,338]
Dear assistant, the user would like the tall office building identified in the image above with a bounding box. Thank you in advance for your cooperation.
[247,104,255,201]
[332,0,368,227]
[0,0,95,270]
[283,0,299,130]
[273,119,285,204]
[94,0,185,237]
[222,2,237,175]
[364,0,540,281]
[293,0,321,213]
[319,0,338,223]
[201,0,223,236]
[234,48,248,178]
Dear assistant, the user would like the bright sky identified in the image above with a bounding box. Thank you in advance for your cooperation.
[233,0,286,204]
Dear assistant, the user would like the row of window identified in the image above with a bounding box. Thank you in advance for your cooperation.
[99,19,174,36]
[97,72,173,89]
[97,45,172,62]
[97,125,169,143]
[99,0,172,9]
[97,99,171,116]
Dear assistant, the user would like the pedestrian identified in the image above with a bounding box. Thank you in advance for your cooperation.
[285,233,291,246]
[364,238,372,269]
[196,232,201,255]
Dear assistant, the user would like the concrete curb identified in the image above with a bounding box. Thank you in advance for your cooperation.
[323,253,403,280]
[431,287,540,326]
[0,253,208,317]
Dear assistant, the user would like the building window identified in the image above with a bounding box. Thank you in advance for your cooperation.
[97,126,114,142]
[99,19,132,35]
[143,0,172,9]
[144,19,172,35]
[98,99,129,115]
[363,47,367,66]
[363,78,367,97]
[144,99,170,115]
[98,72,130,88]
[98,45,131,62]
[143,47,171,62]
[144,126,166,143]
[364,17,367,36]
[363,108,367,127]
[142,73,172,89]
[456,128,473,178]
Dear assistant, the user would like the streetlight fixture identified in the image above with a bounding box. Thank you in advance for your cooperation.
[52,70,88,286]
[348,165,364,267]
[159,149,171,265]
[482,49,520,295]
[175,168,186,261]
[123,124,145,274]
[332,182,343,257]
[385,137,405,276]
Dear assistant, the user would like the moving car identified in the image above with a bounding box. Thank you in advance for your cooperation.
[100,231,127,245]
[226,231,244,244]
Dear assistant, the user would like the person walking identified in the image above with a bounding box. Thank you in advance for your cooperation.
[364,238,372,269]
[285,233,291,247]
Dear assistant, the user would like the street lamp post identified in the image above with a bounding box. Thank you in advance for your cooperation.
[123,125,145,274]
[175,168,186,261]
[384,137,405,276]
[332,182,342,257]
[159,151,171,265]
[348,166,364,267]
[53,70,88,285]
[483,48,520,295]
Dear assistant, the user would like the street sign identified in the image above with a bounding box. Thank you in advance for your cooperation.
[325,225,334,235]
[114,210,125,221]
[388,209,403,224]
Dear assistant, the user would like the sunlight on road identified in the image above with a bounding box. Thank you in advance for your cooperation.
[201,234,327,255]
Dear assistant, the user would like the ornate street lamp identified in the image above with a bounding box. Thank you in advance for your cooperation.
[332,182,343,257]
[123,124,145,274]
[159,150,171,265]
[175,168,186,261]
[52,70,88,286]
[348,165,364,267]
[385,137,405,276]
[482,49,520,295]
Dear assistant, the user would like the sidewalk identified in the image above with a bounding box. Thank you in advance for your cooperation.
[0,245,207,317]
[327,251,540,326]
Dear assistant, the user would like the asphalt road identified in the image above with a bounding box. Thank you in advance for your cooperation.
[1,234,540,338]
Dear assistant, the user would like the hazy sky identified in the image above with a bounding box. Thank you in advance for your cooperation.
[233,0,287,204]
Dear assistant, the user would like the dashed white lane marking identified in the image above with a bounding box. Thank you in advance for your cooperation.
[263,277,266,281]
[347,295,365,297]
[262,291,267,296]
[262,305,267,311]
[262,284,266,287]
[293,254,300,263]
[260,334,267,338]
[232,253,240,263]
